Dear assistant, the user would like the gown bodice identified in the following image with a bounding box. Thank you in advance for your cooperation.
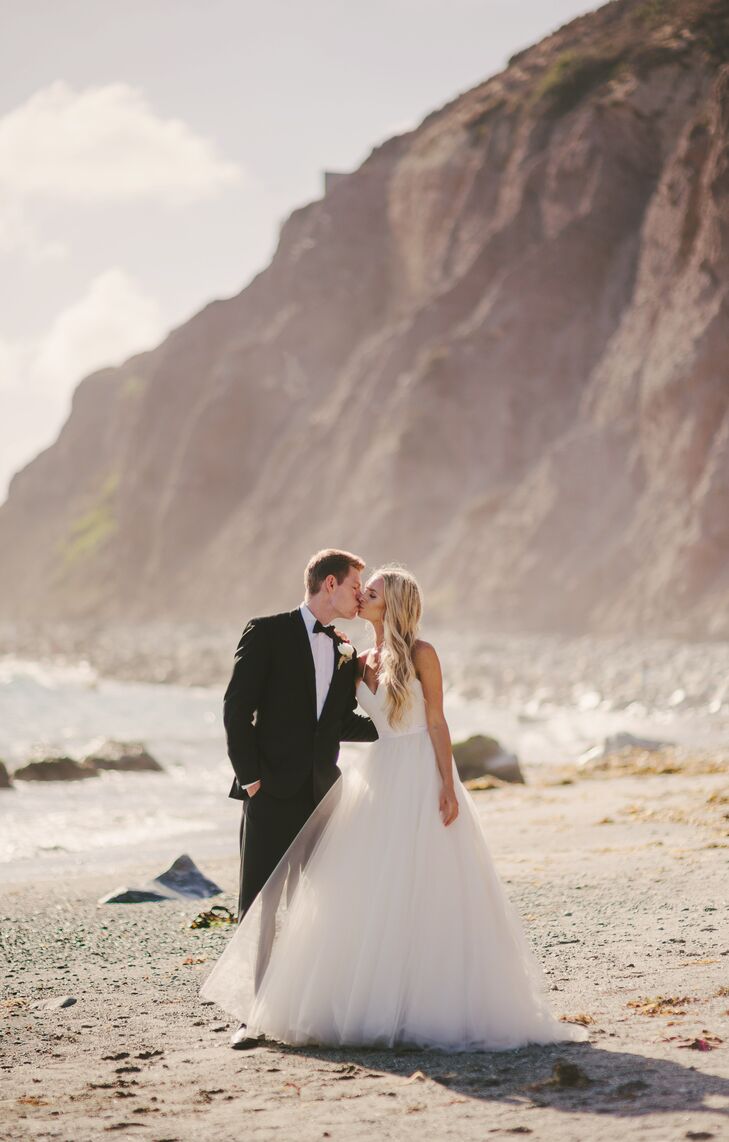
[356,675,428,738]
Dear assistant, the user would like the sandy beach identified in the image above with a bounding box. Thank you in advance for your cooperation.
[2,765,728,1142]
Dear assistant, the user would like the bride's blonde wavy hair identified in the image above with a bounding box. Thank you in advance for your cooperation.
[374,565,423,728]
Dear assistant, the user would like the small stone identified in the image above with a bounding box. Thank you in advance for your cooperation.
[35,996,77,1010]
[550,1059,591,1088]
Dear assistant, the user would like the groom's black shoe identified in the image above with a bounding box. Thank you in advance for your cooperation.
[230,1022,261,1050]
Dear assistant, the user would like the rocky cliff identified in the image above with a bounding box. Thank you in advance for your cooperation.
[2,0,729,637]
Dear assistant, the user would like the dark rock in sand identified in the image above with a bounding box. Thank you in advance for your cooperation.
[98,887,173,904]
[82,739,163,773]
[549,1059,592,1089]
[0,760,12,789]
[13,756,98,782]
[99,854,222,905]
[453,735,524,783]
[152,854,222,898]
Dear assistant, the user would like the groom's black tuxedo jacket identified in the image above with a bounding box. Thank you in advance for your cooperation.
[224,608,378,804]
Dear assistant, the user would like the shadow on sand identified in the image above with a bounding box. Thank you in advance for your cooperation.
[275,1038,729,1123]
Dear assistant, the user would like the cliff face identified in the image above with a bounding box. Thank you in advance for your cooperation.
[2,0,729,637]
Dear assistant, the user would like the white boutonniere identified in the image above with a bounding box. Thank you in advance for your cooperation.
[335,634,355,670]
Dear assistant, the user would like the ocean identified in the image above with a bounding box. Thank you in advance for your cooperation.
[1,653,727,885]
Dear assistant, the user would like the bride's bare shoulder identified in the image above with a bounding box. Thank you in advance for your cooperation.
[412,641,443,700]
[413,639,440,666]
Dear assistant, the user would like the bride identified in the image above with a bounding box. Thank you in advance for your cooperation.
[201,565,587,1051]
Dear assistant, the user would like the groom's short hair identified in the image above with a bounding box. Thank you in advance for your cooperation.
[305,549,365,595]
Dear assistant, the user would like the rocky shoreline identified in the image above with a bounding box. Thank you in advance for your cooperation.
[2,621,729,715]
[0,620,239,688]
[0,741,163,789]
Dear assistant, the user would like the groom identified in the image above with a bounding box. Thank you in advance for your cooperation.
[223,549,378,1040]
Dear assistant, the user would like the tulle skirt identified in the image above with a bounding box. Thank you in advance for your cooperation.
[200,730,588,1051]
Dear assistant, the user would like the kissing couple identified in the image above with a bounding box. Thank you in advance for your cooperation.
[201,548,587,1052]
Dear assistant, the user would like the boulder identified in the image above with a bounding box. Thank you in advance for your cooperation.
[82,739,163,773]
[0,760,12,789]
[98,887,172,904]
[13,757,98,782]
[452,735,524,783]
[152,853,221,898]
[578,732,672,771]
[99,854,222,905]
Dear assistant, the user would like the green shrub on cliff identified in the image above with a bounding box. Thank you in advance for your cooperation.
[532,49,627,117]
[60,473,119,567]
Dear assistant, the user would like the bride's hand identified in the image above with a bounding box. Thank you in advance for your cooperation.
[439,785,459,826]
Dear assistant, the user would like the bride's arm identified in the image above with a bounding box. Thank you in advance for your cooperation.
[413,641,459,826]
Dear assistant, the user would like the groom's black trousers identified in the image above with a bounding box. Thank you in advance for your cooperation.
[238,784,316,920]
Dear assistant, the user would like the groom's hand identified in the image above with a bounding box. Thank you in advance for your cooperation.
[245,780,261,798]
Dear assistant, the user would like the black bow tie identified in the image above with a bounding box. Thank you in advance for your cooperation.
[313,619,336,639]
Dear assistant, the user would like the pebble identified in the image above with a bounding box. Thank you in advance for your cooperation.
[35,996,77,1010]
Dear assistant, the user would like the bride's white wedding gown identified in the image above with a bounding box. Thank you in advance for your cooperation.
[200,677,587,1050]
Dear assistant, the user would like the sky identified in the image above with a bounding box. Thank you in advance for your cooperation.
[0,0,600,502]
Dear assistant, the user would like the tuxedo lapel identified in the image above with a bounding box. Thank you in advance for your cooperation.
[290,609,317,718]
[319,638,350,722]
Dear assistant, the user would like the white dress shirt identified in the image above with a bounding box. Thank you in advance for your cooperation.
[299,601,336,719]
[244,602,336,794]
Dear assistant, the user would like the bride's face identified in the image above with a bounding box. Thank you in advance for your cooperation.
[358,575,385,623]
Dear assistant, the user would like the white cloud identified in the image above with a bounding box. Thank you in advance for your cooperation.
[0,81,245,205]
[30,268,163,391]
[0,81,246,262]
[0,268,165,501]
